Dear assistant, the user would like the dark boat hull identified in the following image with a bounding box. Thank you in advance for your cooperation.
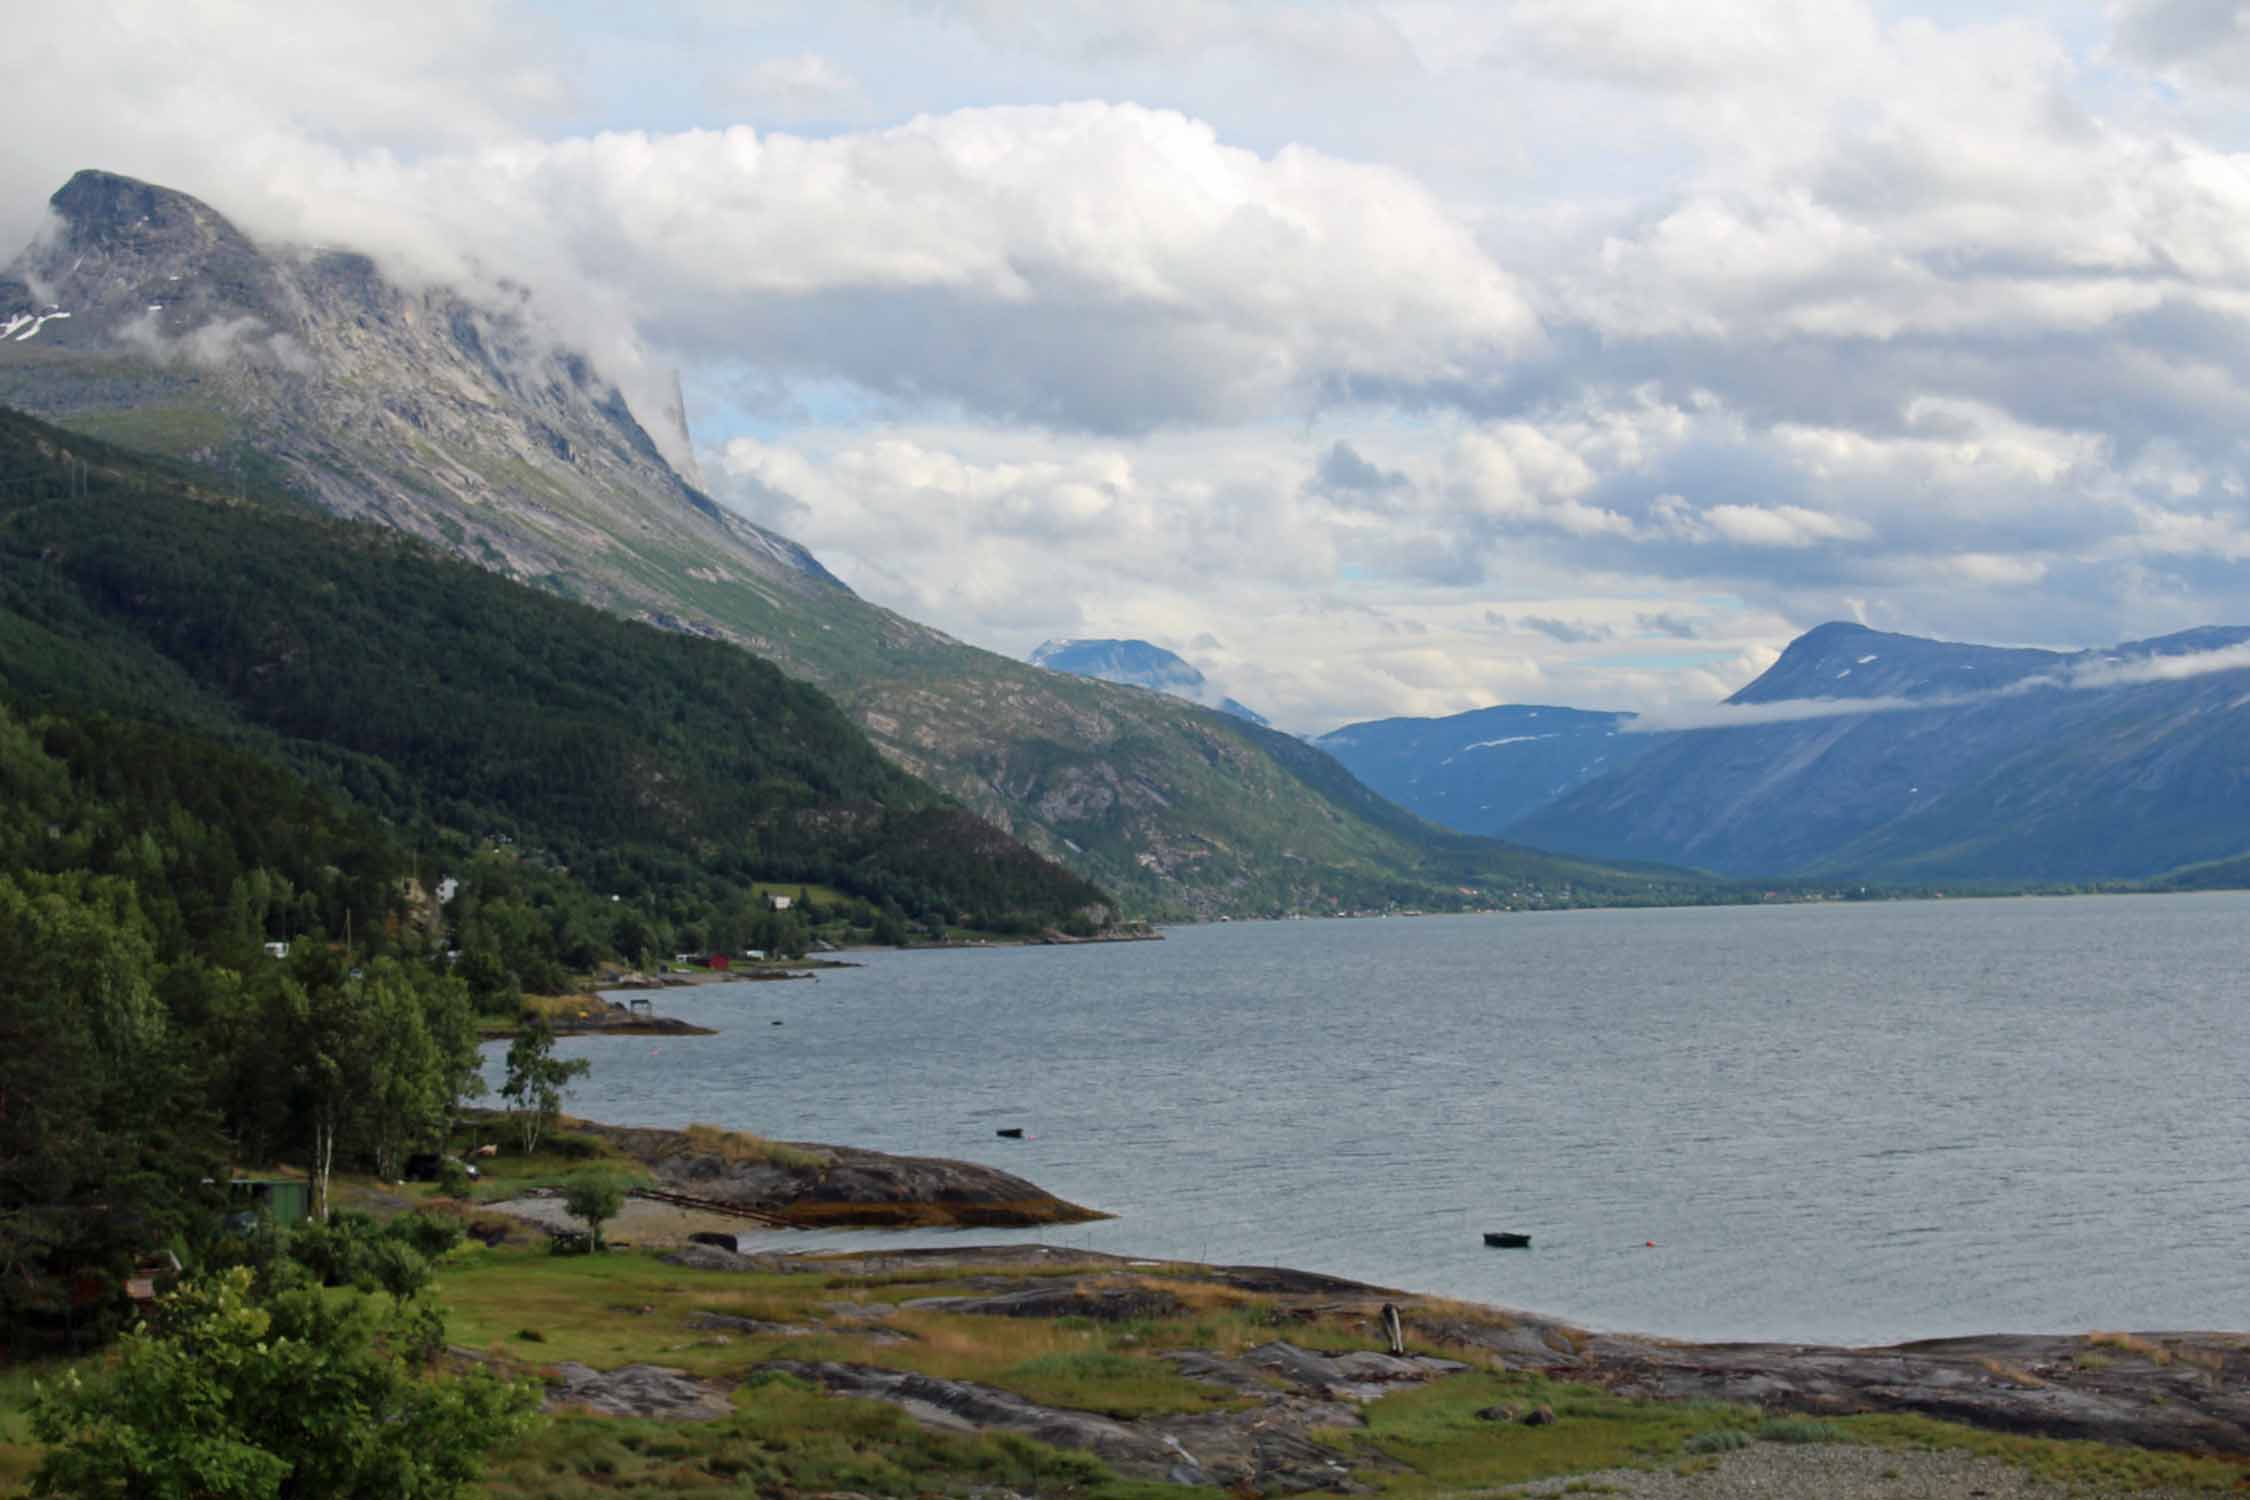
[1483,1232,1532,1248]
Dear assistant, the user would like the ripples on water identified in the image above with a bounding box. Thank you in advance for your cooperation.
[504,893,2250,1344]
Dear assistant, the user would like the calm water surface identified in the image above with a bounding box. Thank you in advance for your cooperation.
[504,893,2250,1344]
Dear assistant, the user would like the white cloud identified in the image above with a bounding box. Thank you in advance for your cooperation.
[723,53,873,123]
[12,0,2250,731]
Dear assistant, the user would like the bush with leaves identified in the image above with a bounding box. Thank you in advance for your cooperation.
[560,1171,627,1252]
[28,1266,538,1499]
[284,1211,383,1288]
[432,1156,476,1198]
[389,1211,466,1261]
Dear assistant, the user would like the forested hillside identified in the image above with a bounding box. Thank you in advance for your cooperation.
[0,406,1112,947]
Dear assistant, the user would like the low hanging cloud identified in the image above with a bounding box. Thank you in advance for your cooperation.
[1629,637,2250,732]
[1514,614,1614,644]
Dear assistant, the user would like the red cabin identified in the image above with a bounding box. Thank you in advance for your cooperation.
[707,952,730,971]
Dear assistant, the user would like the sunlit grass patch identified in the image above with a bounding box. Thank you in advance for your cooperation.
[2087,1331,2175,1365]
[433,1245,786,1375]
[1322,1371,1754,1493]
[679,1123,828,1171]
[878,1308,1249,1418]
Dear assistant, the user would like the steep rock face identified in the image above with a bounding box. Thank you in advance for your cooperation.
[1314,703,1650,836]
[1,170,840,613]
[0,170,1666,916]
[1511,621,2250,880]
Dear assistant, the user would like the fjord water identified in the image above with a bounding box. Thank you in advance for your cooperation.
[546,893,2250,1345]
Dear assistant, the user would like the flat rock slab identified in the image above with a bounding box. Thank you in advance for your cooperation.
[757,1359,1371,1494]
[757,1361,1172,1468]
[547,1361,732,1421]
[1235,1341,1472,1403]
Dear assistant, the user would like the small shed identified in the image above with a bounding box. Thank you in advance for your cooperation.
[707,951,730,971]
[766,894,793,911]
[229,1177,313,1225]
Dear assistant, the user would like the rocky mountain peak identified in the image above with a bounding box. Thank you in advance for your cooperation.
[1,168,847,612]
[50,169,255,259]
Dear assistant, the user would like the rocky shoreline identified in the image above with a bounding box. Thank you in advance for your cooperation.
[481,1240,2245,1497]
[499,1120,2250,1457]
[566,1121,1109,1230]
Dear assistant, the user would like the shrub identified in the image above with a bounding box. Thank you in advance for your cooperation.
[1684,1429,1749,1454]
[29,1268,538,1499]
[287,1211,383,1287]
[1757,1418,1843,1445]
[433,1157,476,1197]
[389,1211,466,1260]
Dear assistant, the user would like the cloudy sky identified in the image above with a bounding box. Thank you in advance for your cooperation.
[12,1,2250,732]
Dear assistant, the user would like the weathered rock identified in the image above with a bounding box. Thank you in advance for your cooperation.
[547,1362,731,1421]
[1522,1403,1556,1426]
[662,1244,796,1273]
[1239,1341,1470,1402]
[756,1362,1174,1469]
[755,1360,1369,1495]
[582,1124,1106,1229]
[688,1311,815,1337]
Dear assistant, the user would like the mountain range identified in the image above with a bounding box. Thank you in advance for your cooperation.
[1507,621,2250,881]
[0,169,1683,918]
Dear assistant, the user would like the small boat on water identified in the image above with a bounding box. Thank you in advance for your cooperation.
[996,1127,1025,1139]
[1483,1231,1532,1248]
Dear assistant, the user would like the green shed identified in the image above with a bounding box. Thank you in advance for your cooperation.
[228,1177,313,1225]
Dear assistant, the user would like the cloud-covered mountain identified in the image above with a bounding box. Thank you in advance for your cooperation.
[1509,621,2250,881]
[1029,638,1270,726]
[0,168,1682,917]
[1313,705,1651,837]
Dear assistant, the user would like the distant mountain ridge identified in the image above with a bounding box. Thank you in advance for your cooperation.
[1314,704,1650,837]
[1029,638,1271,726]
[1510,620,2250,881]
